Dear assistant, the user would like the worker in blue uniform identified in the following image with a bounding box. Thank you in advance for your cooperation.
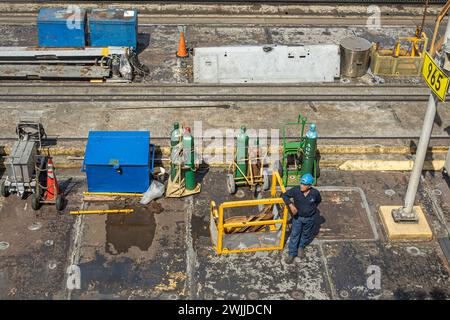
[281,173,322,264]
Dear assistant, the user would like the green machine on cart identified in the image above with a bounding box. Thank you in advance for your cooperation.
[280,114,319,187]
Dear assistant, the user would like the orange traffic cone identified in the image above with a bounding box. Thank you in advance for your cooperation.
[44,158,59,201]
[176,31,188,58]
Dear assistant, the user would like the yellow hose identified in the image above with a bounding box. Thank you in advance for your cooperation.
[69,209,134,215]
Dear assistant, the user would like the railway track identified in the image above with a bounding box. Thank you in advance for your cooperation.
[0,83,431,102]
[0,1,446,4]
[0,14,437,27]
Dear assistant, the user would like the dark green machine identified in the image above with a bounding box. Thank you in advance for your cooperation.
[281,114,319,187]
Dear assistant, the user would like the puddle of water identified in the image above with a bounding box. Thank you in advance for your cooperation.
[105,200,162,255]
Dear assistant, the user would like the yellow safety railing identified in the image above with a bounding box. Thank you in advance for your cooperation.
[210,171,289,254]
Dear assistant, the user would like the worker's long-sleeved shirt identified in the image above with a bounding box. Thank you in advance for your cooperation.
[281,186,322,218]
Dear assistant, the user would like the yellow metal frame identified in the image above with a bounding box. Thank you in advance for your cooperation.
[371,31,428,76]
[228,154,267,188]
[210,171,288,254]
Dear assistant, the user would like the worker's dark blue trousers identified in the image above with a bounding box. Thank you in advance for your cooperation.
[288,213,316,257]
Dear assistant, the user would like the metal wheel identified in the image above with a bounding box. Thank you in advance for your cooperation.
[0,180,9,197]
[56,194,65,211]
[31,193,41,211]
[226,174,236,194]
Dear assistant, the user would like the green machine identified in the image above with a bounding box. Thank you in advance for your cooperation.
[281,114,319,187]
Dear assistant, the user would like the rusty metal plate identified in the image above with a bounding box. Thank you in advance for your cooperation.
[315,187,378,241]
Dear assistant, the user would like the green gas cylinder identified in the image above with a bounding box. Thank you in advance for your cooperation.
[236,125,249,179]
[182,127,196,190]
[170,122,182,180]
[302,123,317,176]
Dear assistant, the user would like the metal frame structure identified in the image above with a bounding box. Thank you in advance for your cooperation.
[0,46,134,81]
[281,114,318,187]
[210,171,289,255]
[1,119,44,198]
[370,31,428,77]
[226,147,270,194]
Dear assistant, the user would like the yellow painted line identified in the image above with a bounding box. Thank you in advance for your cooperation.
[1,145,448,157]
[8,159,447,171]
[70,209,133,215]
[338,160,445,171]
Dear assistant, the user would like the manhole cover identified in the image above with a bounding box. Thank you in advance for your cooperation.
[339,290,349,298]
[162,252,169,258]
[235,189,246,198]
[384,189,396,197]
[0,241,10,250]
[291,290,304,299]
[44,240,54,247]
[28,222,42,231]
[340,78,351,84]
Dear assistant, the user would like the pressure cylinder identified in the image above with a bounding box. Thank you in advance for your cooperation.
[236,125,249,179]
[302,123,318,176]
[182,127,196,190]
[170,122,182,180]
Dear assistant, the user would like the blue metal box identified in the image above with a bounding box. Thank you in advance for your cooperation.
[82,131,155,193]
[38,8,87,47]
[88,9,138,48]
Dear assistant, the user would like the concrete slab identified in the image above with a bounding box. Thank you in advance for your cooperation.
[323,241,450,300]
[70,196,189,299]
[0,176,83,299]
[315,187,377,241]
[379,206,433,241]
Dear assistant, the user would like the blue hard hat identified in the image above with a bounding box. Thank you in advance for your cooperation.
[300,173,314,185]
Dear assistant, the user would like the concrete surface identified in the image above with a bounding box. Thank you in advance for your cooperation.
[0,5,450,301]
[0,169,449,300]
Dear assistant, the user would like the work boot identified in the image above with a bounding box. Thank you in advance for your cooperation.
[285,256,295,264]
[298,248,305,259]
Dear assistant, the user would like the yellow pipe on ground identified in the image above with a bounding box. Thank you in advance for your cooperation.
[70,209,134,215]
[83,192,143,197]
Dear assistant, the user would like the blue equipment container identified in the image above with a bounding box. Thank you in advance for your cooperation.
[82,131,155,193]
[88,9,138,48]
[37,8,87,47]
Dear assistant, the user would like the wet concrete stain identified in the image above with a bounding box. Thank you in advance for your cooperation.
[105,200,163,255]
[74,249,187,299]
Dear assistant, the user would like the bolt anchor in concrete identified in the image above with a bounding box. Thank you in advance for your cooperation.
[391,207,420,223]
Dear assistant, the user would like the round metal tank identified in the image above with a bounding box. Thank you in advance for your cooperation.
[340,37,372,78]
